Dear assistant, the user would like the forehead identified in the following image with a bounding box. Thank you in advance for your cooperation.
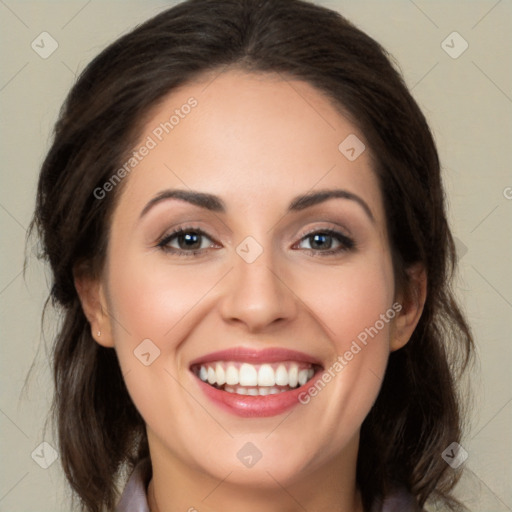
[114,69,384,225]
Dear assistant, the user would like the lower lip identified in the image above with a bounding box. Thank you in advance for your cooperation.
[193,374,316,418]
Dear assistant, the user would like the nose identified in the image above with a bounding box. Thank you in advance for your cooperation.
[218,246,298,333]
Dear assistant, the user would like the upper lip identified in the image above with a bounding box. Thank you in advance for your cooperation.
[189,347,324,367]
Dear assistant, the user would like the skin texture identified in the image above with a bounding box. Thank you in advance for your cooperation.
[75,70,426,512]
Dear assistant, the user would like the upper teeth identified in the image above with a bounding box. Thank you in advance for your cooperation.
[196,362,315,388]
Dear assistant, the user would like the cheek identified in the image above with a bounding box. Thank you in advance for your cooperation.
[294,253,395,350]
[292,252,395,423]
[103,249,229,401]
[103,255,210,431]
[106,252,221,344]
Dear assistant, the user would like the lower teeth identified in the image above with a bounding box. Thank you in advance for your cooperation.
[223,385,294,395]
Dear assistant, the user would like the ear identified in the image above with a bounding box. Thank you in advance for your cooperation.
[390,263,427,352]
[73,264,114,348]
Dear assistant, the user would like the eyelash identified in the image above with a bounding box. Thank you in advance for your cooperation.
[156,226,356,258]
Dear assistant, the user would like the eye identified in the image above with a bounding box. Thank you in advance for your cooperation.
[155,226,355,257]
[295,229,355,255]
[156,227,218,256]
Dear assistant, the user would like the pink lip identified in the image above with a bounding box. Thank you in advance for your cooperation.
[189,346,323,366]
[189,347,323,418]
[194,378,318,417]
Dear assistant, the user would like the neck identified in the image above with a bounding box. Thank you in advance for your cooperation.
[147,431,364,512]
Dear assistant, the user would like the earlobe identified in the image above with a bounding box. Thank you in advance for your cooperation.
[390,263,427,352]
[73,266,115,348]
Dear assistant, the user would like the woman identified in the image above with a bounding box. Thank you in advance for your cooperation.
[30,0,474,510]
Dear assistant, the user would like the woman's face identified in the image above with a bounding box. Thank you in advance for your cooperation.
[92,70,414,488]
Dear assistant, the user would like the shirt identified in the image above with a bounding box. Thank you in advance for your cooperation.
[115,458,420,512]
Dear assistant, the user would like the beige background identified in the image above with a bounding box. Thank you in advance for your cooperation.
[0,1,510,511]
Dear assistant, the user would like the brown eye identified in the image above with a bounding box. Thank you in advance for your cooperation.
[157,227,217,256]
[173,231,203,250]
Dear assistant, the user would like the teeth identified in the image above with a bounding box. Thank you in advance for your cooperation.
[288,365,298,387]
[224,385,289,395]
[275,364,289,386]
[225,365,238,385]
[258,364,275,386]
[196,361,317,393]
[239,363,258,386]
[215,363,226,385]
[298,369,310,386]
[207,367,216,385]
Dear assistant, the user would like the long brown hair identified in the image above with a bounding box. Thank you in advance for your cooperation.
[29,0,474,510]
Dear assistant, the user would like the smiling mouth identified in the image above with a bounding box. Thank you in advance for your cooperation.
[191,361,322,396]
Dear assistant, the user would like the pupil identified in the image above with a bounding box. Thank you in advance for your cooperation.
[180,233,201,250]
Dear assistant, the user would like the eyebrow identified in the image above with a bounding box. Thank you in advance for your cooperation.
[139,188,375,223]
